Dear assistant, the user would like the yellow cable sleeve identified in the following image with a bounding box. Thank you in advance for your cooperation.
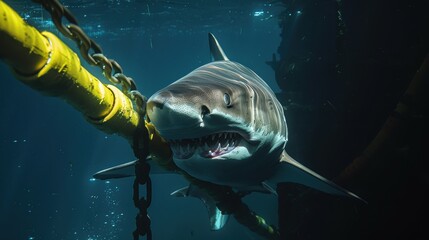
[0,0,50,75]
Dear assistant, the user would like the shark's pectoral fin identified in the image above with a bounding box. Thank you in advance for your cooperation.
[269,151,365,202]
[171,184,230,230]
[93,160,138,180]
[93,157,175,180]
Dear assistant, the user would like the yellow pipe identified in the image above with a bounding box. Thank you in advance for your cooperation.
[0,0,171,161]
[17,31,118,120]
[0,0,50,75]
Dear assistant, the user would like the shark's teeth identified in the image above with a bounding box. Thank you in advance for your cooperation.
[167,132,242,159]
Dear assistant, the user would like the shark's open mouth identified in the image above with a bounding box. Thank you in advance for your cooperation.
[168,132,242,159]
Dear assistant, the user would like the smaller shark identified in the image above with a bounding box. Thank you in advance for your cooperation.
[94,33,363,230]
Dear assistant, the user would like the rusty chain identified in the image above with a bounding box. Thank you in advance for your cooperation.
[31,0,152,239]
[31,0,147,117]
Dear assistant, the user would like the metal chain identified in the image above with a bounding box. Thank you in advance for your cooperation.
[132,124,152,240]
[133,163,152,240]
[31,1,152,239]
[31,0,147,117]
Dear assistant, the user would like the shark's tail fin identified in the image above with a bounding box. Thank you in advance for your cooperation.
[271,151,366,203]
[171,184,230,230]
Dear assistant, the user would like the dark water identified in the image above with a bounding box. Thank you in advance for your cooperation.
[2,0,429,240]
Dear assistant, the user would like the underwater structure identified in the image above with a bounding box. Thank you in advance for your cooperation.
[273,0,429,239]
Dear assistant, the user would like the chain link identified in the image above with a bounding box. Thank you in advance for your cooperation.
[133,163,152,240]
[132,124,152,240]
[32,0,147,117]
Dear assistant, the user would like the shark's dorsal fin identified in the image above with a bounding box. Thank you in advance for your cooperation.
[208,33,229,61]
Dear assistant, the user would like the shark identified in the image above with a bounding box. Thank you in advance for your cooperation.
[94,33,363,230]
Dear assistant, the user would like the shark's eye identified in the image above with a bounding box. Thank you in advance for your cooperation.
[223,93,232,108]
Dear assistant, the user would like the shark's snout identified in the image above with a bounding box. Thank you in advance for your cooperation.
[147,91,205,139]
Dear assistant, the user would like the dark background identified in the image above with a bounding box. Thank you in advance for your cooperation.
[275,0,429,239]
[1,0,428,239]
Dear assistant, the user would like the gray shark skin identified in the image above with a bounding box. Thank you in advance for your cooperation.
[94,33,363,204]
[147,61,287,187]
[144,33,363,201]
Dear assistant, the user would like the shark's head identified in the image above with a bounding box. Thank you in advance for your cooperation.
[146,34,287,186]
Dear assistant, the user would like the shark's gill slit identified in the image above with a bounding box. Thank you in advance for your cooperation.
[168,132,242,159]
